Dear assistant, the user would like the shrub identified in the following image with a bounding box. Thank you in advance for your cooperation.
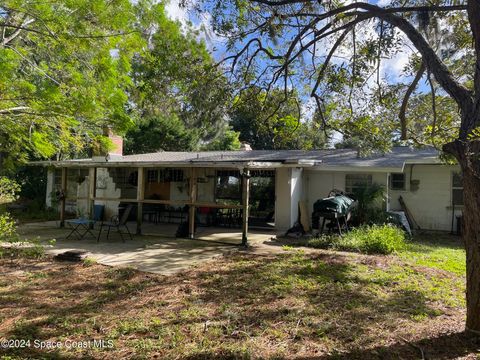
[308,224,406,255]
[0,213,17,241]
[339,224,407,254]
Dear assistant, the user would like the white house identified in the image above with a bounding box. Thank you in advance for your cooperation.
[37,144,463,243]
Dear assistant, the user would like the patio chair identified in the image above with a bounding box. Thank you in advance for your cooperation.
[65,204,105,240]
[97,204,134,242]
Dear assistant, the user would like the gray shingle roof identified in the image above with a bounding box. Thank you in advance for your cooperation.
[34,146,440,169]
[116,146,439,167]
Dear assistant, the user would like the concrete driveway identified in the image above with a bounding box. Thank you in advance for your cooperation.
[16,222,278,275]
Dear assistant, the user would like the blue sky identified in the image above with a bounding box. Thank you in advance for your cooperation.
[165,0,432,122]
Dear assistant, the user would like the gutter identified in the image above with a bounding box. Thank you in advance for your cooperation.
[29,159,318,169]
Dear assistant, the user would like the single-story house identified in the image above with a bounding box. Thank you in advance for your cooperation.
[33,136,463,244]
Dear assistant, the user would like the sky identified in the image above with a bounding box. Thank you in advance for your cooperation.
[164,0,429,126]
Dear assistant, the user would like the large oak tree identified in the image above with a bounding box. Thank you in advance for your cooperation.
[196,0,480,332]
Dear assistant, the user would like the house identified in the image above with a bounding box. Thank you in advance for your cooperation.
[35,136,463,243]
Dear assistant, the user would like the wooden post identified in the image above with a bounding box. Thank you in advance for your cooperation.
[188,167,197,239]
[59,167,67,228]
[88,167,96,220]
[242,169,250,247]
[136,167,145,235]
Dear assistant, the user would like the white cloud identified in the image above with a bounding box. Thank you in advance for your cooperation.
[165,0,191,26]
[165,0,222,51]
[301,97,316,122]
[377,0,393,7]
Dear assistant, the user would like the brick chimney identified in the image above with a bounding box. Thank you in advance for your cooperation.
[92,126,123,161]
[104,126,123,158]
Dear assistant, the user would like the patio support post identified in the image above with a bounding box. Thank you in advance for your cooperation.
[188,167,197,239]
[385,173,390,212]
[60,167,67,228]
[136,167,145,235]
[88,167,96,221]
[242,169,250,247]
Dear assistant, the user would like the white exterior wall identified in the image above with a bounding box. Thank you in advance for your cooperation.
[275,167,304,231]
[196,168,215,203]
[45,168,55,208]
[169,168,216,203]
[95,168,121,219]
[304,170,388,216]
[290,168,303,228]
[389,164,461,231]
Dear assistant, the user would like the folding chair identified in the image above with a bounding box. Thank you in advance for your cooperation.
[97,204,134,242]
[65,205,104,240]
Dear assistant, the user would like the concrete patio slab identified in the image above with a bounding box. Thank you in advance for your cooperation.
[16,222,281,275]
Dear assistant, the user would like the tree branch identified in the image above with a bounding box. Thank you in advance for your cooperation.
[251,0,467,13]
[352,3,473,121]
[399,61,426,140]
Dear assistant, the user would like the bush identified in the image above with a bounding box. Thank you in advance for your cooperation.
[339,224,407,254]
[308,224,406,255]
[0,213,17,241]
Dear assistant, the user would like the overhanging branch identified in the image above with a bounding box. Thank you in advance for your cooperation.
[399,61,426,140]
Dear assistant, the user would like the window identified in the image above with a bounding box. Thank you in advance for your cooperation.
[452,172,464,206]
[345,174,372,194]
[147,169,158,183]
[216,170,241,200]
[390,173,406,190]
[146,168,184,183]
[54,169,62,190]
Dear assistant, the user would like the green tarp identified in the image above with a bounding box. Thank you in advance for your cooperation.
[313,195,355,215]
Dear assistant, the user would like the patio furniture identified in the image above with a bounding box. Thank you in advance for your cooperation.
[65,205,104,240]
[215,208,242,228]
[97,204,134,242]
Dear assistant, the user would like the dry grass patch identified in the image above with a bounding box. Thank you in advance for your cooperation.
[0,243,477,359]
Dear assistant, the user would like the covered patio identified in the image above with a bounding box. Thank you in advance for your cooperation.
[35,151,315,245]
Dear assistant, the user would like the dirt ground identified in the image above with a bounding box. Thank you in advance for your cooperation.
[0,243,478,359]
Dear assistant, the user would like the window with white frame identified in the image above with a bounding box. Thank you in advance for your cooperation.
[345,174,372,194]
[390,173,406,190]
[452,172,464,206]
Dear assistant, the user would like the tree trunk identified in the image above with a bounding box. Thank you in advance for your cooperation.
[445,140,480,332]
[463,167,480,332]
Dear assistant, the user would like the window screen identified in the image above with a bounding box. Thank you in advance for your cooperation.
[345,174,372,194]
[390,173,405,190]
[452,172,463,206]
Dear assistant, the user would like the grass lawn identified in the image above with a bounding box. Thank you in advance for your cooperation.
[0,232,478,359]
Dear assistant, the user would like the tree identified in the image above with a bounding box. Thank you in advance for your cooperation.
[202,129,241,151]
[0,0,144,172]
[230,87,329,149]
[126,2,234,153]
[197,0,480,332]
[124,114,199,154]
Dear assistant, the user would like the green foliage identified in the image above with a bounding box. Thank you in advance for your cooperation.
[0,0,144,170]
[308,224,407,254]
[0,177,20,205]
[349,182,386,225]
[230,87,329,150]
[340,224,407,254]
[406,94,461,147]
[0,213,17,242]
[125,114,199,153]
[126,3,233,153]
[202,129,242,151]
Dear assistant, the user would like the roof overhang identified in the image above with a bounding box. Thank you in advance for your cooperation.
[307,165,404,173]
[30,159,318,169]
